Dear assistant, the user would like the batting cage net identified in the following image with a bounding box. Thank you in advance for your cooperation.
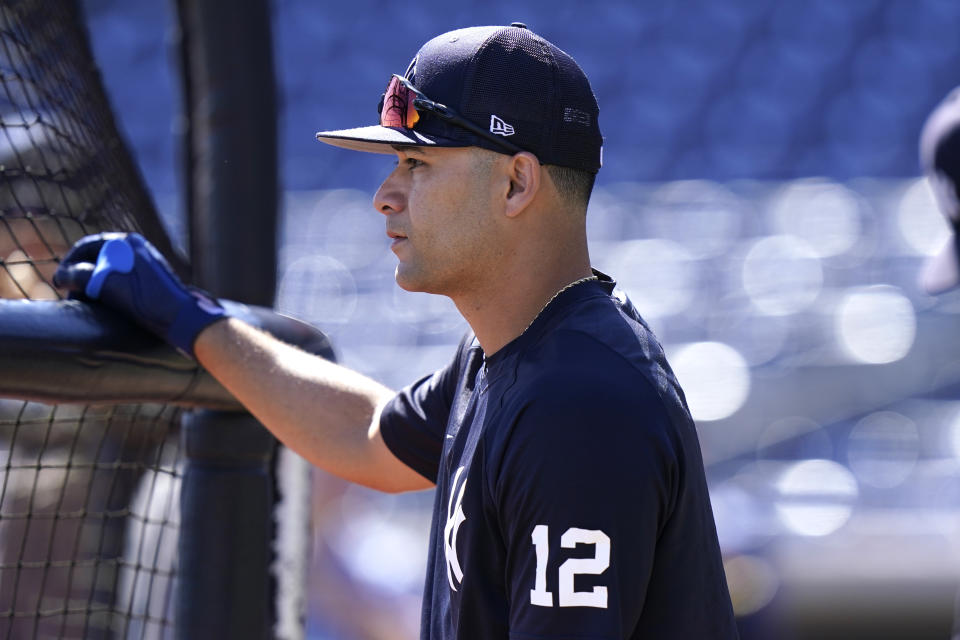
[0,0,189,637]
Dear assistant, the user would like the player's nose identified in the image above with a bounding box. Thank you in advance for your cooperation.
[373,169,406,216]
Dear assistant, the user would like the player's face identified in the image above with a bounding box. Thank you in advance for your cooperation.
[373,146,504,295]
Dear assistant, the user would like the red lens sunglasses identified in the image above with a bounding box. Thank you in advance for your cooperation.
[378,74,524,155]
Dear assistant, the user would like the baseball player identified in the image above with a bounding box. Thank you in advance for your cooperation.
[54,24,738,639]
[919,87,960,297]
[917,86,960,640]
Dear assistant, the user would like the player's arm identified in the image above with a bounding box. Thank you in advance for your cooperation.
[194,318,432,492]
[52,232,432,493]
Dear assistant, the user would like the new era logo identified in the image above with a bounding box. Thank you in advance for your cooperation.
[490,115,515,137]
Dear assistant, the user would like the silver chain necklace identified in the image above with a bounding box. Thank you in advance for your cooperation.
[520,274,598,336]
[481,274,598,372]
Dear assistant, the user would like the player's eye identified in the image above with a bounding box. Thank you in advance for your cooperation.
[404,157,425,170]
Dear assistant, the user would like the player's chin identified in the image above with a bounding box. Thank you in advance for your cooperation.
[395,264,450,296]
[394,264,427,293]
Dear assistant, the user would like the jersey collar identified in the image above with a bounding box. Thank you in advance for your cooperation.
[482,268,613,372]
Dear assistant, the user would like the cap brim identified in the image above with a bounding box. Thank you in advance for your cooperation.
[920,234,960,295]
[315,125,464,154]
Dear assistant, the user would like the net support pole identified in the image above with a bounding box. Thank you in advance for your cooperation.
[178,411,276,638]
[173,0,287,637]
[176,0,278,304]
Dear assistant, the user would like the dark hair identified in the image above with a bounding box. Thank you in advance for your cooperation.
[545,164,596,210]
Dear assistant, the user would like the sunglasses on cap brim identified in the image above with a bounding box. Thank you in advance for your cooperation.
[378,74,525,156]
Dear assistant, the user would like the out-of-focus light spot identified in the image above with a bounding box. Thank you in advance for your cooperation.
[769,179,862,258]
[836,285,916,364]
[671,342,750,421]
[585,186,632,242]
[277,255,357,325]
[847,411,919,489]
[723,555,779,617]
[710,477,772,552]
[606,239,696,318]
[897,178,950,255]
[333,514,426,594]
[319,189,390,269]
[331,489,427,595]
[645,180,743,258]
[945,407,960,462]
[756,417,832,461]
[709,310,788,366]
[775,459,858,536]
[742,235,823,315]
[389,288,465,334]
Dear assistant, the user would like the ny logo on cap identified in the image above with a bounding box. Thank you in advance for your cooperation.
[490,115,515,137]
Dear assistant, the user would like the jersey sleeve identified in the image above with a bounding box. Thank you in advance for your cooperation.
[493,372,680,639]
[379,334,474,483]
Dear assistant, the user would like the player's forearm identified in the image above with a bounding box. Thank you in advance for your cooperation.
[51,232,427,491]
[193,317,408,491]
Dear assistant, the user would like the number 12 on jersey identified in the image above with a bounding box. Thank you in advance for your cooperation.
[530,524,610,608]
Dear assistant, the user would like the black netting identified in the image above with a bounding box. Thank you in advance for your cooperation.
[0,1,184,637]
[0,404,180,639]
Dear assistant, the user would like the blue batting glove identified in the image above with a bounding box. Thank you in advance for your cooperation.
[53,232,226,357]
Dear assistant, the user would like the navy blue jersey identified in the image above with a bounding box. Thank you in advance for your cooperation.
[380,273,737,639]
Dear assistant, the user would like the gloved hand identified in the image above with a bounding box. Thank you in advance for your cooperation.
[53,232,226,357]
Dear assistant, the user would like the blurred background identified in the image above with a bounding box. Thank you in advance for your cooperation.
[80,0,960,637]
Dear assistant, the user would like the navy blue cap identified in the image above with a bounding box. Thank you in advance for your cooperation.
[315,24,603,173]
[919,87,960,294]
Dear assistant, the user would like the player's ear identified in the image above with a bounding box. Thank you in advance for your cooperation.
[503,152,541,219]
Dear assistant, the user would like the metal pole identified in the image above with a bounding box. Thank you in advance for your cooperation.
[179,411,276,638]
[172,0,283,637]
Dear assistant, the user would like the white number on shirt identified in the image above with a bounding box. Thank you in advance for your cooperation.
[529,525,610,609]
[530,525,553,606]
